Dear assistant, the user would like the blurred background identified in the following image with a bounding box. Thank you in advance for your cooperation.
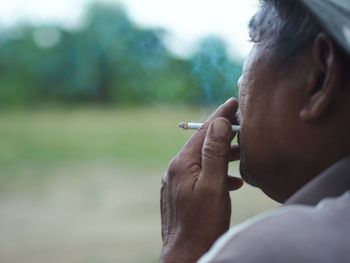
[0,0,278,262]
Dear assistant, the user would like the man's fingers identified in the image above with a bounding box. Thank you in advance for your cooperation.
[180,98,238,161]
[227,176,244,191]
[229,145,240,162]
[200,118,233,185]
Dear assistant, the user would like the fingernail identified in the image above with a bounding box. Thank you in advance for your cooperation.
[212,119,230,137]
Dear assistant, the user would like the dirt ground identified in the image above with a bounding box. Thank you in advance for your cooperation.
[0,162,278,263]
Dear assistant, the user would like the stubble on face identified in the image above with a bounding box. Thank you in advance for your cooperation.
[236,6,302,202]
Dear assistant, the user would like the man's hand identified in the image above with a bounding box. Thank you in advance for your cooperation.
[160,98,243,263]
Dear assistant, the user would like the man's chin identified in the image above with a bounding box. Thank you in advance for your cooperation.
[239,160,258,187]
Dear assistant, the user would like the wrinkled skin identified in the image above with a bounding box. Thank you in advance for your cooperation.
[160,99,243,262]
[159,31,305,262]
[238,39,311,202]
[160,4,350,263]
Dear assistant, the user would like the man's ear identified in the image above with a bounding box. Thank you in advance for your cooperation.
[300,33,343,121]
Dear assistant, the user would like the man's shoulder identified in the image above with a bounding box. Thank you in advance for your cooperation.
[199,192,350,263]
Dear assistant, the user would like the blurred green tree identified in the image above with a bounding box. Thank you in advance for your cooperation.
[191,36,242,106]
[0,2,242,108]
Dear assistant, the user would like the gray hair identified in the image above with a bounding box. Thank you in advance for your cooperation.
[250,0,322,66]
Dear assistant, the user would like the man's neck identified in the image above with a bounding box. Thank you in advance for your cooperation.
[286,156,350,206]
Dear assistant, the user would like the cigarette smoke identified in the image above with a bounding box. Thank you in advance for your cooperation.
[191,36,242,106]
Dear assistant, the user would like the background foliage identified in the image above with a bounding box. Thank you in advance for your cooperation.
[0,3,242,108]
[0,3,280,263]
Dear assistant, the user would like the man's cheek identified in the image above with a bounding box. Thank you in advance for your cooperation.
[238,85,249,125]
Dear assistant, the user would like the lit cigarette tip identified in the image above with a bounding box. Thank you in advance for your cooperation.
[178,122,185,129]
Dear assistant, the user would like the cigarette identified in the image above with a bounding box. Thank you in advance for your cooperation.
[178,122,240,132]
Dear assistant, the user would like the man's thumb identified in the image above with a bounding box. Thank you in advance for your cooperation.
[201,118,232,182]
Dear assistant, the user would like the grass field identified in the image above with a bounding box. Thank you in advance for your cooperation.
[0,107,278,263]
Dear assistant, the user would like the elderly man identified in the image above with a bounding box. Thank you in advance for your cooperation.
[160,0,350,262]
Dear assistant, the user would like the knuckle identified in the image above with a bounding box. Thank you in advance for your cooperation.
[167,155,201,176]
[186,162,201,175]
[167,157,179,177]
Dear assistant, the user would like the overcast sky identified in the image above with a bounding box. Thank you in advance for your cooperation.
[0,0,258,58]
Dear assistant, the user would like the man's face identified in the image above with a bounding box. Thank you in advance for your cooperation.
[237,8,312,202]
